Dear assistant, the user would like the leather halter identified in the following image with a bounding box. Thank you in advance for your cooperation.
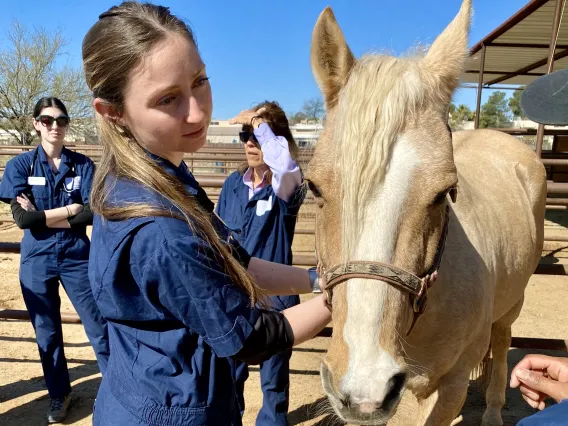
[321,189,456,336]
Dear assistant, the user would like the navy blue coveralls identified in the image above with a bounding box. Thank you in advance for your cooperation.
[0,145,109,399]
[517,400,568,425]
[216,170,304,426]
[89,157,260,425]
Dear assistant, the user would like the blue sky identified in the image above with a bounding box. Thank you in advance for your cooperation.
[0,0,529,119]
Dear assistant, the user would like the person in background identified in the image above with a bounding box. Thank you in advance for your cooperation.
[0,97,109,424]
[216,101,304,425]
[81,3,327,425]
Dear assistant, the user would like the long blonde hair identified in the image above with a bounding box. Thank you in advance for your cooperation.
[337,55,425,260]
[82,1,263,304]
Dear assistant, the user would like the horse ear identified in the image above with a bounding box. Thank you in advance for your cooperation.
[311,7,355,110]
[423,0,472,103]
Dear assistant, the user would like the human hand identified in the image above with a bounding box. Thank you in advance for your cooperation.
[510,354,568,410]
[229,107,267,128]
[17,194,36,211]
[318,273,327,293]
[68,203,84,216]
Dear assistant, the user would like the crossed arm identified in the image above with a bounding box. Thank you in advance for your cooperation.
[10,194,91,229]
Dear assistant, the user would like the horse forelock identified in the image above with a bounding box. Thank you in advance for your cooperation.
[336,54,426,261]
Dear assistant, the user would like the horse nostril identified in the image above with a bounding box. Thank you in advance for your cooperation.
[340,394,352,408]
[382,373,407,410]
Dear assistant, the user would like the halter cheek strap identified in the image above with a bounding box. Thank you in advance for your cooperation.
[321,202,453,336]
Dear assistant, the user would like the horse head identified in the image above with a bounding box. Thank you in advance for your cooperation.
[306,1,471,423]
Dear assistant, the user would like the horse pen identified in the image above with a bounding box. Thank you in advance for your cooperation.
[0,141,567,426]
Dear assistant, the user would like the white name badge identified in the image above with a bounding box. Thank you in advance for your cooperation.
[256,195,273,216]
[27,177,46,186]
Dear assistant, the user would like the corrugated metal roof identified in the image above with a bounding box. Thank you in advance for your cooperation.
[463,0,568,86]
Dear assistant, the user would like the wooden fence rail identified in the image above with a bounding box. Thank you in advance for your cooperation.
[0,309,565,351]
[1,145,568,351]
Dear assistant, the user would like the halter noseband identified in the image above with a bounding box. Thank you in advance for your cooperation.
[321,189,456,336]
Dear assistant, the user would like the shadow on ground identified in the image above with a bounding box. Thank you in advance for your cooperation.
[1,348,564,425]
[287,349,566,426]
[545,210,568,229]
[0,361,101,426]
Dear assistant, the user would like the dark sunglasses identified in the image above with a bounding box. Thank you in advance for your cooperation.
[238,131,258,144]
[36,115,70,128]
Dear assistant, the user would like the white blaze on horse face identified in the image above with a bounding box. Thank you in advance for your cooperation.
[341,136,419,405]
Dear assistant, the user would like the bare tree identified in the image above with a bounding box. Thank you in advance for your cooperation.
[0,21,92,145]
[301,97,325,122]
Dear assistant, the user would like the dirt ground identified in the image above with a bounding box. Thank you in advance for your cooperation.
[1,210,568,425]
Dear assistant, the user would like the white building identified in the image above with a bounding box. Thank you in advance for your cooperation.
[0,129,21,144]
[207,120,322,147]
[292,123,323,147]
[456,119,568,132]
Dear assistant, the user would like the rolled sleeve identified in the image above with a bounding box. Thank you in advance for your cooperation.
[144,236,260,358]
[0,158,29,203]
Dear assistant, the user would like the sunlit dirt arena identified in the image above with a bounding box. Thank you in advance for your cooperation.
[1,208,568,425]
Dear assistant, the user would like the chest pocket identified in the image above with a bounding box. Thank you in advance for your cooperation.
[30,184,49,210]
[255,195,273,216]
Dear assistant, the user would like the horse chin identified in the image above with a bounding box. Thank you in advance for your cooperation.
[320,362,399,425]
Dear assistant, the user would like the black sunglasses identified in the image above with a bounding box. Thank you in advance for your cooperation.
[36,115,70,128]
[239,131,258,144]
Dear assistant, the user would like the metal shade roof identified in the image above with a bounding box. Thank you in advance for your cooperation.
[463,0,568,87]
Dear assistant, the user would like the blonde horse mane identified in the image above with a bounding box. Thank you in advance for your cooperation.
[337,54,428,260]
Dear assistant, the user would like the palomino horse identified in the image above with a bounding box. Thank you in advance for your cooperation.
[306,0,547,424]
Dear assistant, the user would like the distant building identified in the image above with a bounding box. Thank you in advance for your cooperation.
[0,129,22,145]
[292,123,322,148]
[207,119,322,147]
[206,120,240,144]
[1,119,322,146]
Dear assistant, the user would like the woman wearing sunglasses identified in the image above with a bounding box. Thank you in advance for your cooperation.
[0,97,109,424]
[216,102,304,426]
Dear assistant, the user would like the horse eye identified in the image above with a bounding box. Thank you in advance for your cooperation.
[432,190,448,205]
[307,180,322,199]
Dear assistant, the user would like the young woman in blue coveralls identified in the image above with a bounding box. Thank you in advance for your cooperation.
[216,102,303,426]
[82,3,330,425]
[0,97,109,424]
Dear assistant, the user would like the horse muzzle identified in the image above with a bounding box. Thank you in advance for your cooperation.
[320,361,407,425]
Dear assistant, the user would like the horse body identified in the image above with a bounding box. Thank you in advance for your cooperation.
[307,1,546,424]
[396,129,546,424]
[450,130,545,324]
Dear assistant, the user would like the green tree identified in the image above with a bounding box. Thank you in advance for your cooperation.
[0,21,92,145]
[479,91,511,128]
[449,104,474,130]
[508,87,526,119]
